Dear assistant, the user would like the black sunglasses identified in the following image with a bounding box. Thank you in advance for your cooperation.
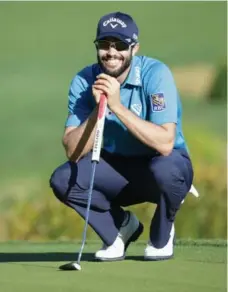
[94,40,134,51]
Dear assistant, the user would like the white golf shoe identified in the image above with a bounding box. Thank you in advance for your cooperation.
[95,211,143,261]
[144,224,175,261]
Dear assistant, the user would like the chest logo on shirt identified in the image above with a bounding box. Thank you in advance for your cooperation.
[130,103,142,116]
[151,93,166,112]
[134,66,141,85]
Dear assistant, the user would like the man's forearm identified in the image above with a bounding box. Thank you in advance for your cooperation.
[63,106,99,161]
[112,104,174,156]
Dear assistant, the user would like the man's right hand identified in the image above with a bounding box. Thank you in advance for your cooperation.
[92,86,103,104]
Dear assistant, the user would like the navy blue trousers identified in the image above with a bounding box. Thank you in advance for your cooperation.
[50,149,193,248]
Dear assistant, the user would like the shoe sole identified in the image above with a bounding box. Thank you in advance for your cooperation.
[95,222,144,262]
[144,254,174,261]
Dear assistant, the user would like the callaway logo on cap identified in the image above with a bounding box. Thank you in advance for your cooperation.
[95,12,139,45]
[103,17,127,28]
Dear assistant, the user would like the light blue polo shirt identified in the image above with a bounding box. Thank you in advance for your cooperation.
[66,56,188,156]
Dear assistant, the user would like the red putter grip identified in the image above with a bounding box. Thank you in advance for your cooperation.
[92,94,107,162]
[98,94,107,119]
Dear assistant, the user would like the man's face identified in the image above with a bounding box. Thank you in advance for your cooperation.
[96,37,134,78]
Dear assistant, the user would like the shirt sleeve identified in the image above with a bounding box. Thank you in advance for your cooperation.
[65,68,94,127]
[146,63,178,125]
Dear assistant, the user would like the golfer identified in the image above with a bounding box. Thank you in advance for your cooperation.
[50,11,194,261]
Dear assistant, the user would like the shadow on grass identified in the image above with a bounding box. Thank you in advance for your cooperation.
[0,253,144,263]
[0,253,94,263]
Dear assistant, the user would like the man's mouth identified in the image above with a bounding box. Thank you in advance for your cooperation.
[103,58,123,69]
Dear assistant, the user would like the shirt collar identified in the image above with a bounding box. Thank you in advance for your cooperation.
[124,56,142,87]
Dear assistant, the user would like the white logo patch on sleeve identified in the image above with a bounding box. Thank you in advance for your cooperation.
[151,93,166,112]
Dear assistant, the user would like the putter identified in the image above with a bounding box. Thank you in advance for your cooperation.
[59,94,107,271]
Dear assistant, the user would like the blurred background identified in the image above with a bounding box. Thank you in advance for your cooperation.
[0,1,226,242]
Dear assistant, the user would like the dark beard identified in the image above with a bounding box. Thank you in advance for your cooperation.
[97,53,132,78]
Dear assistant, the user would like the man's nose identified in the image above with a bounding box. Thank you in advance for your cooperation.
[107,44,117,54]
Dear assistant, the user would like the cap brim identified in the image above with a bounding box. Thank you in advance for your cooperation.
[94,32,133,45]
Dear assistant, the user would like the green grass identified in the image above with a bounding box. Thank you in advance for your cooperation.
[0,241,226,292]
[182,98,227,138]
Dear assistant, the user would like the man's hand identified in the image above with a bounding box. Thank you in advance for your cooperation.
[92,87,103,104]
[92,73,121,111]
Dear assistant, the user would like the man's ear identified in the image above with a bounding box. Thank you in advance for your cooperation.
[132,43,140,56]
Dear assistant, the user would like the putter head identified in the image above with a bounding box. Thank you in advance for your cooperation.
[59,262,81,271]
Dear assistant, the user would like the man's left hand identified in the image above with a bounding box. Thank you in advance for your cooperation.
[93,74,121,111]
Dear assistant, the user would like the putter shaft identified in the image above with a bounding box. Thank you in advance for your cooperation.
[76,161,97,264]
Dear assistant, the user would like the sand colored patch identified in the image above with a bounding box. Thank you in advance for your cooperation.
[172,63,216,98]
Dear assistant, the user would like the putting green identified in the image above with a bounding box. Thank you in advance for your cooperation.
[0,241,226,292]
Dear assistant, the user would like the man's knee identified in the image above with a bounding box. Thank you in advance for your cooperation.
[49,160,111,211]
[49,161,77,202]
[149,154,188,203]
